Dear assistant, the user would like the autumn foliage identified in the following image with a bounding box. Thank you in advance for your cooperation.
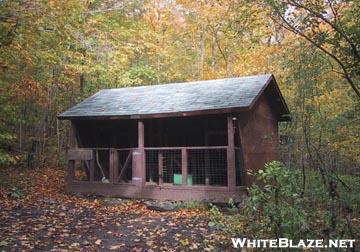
[0,0,359,250]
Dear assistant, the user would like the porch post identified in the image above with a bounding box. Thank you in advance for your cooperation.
[227,116,236,191]
[158,151,163,185]
[133,120,145,186]
[109,149,118,183]
[67,121,76,183]
[89,153,95,182]
[181,148,188,186]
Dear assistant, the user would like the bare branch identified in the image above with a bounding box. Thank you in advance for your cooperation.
[270,13,360,98]
[287,0,359,62]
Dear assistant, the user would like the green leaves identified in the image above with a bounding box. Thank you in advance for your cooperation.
[264,0,360,97]
[244,161,306,239]
[0,133,16,165]
[8,187,25,199]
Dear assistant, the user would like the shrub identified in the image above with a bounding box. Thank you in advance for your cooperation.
[243,161,306,240]
[177,200,204,209]
[207,161,359,243]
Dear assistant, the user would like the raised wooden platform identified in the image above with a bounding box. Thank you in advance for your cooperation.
[67,182,247,203]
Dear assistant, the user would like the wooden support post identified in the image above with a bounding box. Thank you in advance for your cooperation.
[109,149,118,183]
[158,151,163,185]
[114,150,119,182]
[236,117,248,186]
[67,121,77,183]
[89,155,95,182]
[138,120,144,148]
[227,116,236,191]
[68,161,75,183]
[181,148,188,186]
[133,120,145,186]
[204,132,210,185]
[236,119,246,186]
[204,150,210,185]
[118,150,132,182]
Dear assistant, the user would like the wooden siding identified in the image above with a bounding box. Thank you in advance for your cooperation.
[237,94,280,186]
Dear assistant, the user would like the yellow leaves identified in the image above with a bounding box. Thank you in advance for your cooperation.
[69,242,80,248]
[146,240,155,247]
[109,244,125,250]
[180,238,190,246]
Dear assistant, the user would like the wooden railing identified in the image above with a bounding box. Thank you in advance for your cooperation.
[68,147,134,183]
[68,145,238,187]
[144,146,228,186]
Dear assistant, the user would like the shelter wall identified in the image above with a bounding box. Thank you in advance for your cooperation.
[238,94,280,185]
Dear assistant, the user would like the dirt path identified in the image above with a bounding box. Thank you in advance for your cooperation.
[0,168,230,251]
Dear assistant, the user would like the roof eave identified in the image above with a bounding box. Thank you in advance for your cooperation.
[57,106,250,121]
[248,74,290,119]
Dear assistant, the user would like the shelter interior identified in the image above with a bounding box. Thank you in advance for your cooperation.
[72,114,242,187]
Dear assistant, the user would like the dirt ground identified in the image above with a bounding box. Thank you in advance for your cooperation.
[0,167,232,251]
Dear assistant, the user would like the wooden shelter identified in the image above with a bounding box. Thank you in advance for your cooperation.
[58,74,290,202]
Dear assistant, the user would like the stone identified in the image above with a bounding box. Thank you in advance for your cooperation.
[145,200,177,212]
[104,198,123,206]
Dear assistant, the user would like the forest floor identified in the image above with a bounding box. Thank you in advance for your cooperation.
[0,167,232,251]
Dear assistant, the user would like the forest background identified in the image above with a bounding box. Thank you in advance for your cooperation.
[0,0,359,181]
[1,0,360,247]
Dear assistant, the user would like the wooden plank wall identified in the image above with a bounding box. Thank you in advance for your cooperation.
[237,95,280,186]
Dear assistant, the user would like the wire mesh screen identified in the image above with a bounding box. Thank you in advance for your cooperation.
[145,150,181,184]
[145,150,159,183]
[188,149,227,186]
[94,150,109,181]
[163,150,181,183]
[235,148,242,186]
[145,150,182,184]
[117,150,132,182]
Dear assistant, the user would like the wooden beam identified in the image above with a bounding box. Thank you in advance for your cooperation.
[109,149,118,183]
[58,107,249,121]
[68,148,93,161]
[118,150,132,181]
[235,118,247,186]
[144,146,227,150]
[89,155,95,182]
[236,113,251,186]
[67,121,77,183]
[227,117,236,191]
[158,151,163,185]
[181,148,188,186]
[204,149,210,185]
[133,120,145,186]
[68,161,75,183]
[138,120,144,148]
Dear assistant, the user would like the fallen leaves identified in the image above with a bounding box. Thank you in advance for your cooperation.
[109,244,125,250]
[0,167,230,251]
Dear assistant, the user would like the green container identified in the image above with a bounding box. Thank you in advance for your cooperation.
[173,174,192,186]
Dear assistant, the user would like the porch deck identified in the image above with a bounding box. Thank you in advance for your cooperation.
[67,145,246,202]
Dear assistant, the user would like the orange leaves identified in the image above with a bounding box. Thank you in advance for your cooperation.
[0,167,229,251]
[10,77,48,106]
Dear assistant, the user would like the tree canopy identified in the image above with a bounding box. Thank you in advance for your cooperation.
[0,0,358,171]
